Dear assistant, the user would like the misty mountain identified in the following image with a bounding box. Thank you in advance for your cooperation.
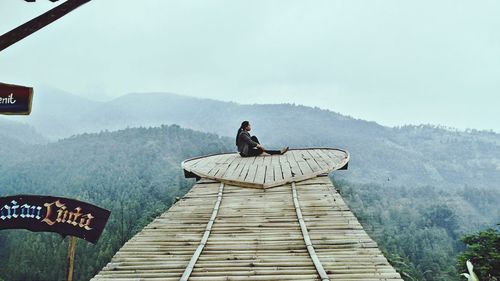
[0,119,47,168]
[2,91,498,190]
[1,87,101,140]
[0,118,46,144]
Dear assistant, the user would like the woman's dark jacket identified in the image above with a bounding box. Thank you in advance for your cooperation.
[236,130,258,156]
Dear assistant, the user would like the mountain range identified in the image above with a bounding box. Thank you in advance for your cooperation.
[1,88,499,280]
[2,88,499,191]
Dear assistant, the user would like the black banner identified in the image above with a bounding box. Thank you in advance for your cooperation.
[0,195,110,244]
[0,82,34,115]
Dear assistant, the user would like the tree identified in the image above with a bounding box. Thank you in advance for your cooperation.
[457,227,500,281]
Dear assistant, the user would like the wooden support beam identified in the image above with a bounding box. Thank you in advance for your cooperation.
[0,0,91,52]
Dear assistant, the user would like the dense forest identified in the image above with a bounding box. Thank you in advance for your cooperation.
[334,178,500,280]
[0,125,231,281]
[1,93,499,280]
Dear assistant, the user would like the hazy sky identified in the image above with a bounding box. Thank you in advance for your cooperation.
[1,1,499,131]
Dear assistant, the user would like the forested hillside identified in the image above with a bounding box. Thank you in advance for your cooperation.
[0,118,46,144]
[3,91,498,191]
[0,92,498,280]
[333,178,500,280]
[0,125,232,281]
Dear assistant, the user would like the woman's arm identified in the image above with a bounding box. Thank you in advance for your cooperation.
[239,132,259,147]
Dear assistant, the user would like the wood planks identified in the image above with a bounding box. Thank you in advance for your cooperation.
[294,177,402,280]
[292,181,330,281]
[182,148,349,189]
[92,178,402,281]
[180,183,225,281]
[92,149,401,281]
[90,182,222,281]
[189,183,317,280]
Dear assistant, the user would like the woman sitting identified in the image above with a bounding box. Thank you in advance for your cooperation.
[236,121,289,157]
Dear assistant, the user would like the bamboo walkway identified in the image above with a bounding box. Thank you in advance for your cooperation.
[92,148,402,281]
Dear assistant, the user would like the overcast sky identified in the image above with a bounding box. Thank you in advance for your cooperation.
[0,0,498,131]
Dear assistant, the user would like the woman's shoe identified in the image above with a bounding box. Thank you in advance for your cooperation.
[280,146,289,154]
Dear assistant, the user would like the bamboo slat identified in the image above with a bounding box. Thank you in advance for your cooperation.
[292,181,330,281]
[180,182,225,281]
[182,148,349,189]
[92,149,401,281]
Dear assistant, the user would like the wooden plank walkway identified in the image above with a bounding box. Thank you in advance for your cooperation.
[182,148,349,189]
[91,180,222,280]
[295,177,402,280]
[92,149,402,280]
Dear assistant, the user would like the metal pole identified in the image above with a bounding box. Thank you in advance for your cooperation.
[66,236,77,281]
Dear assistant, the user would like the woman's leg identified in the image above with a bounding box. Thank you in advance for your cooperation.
[245,147,264,157]
[251,135,281,155]
[263,149,281,155]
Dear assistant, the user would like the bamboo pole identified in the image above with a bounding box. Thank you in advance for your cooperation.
[66,236,77,281]
[180,182,224,281]
[292,181,330,281]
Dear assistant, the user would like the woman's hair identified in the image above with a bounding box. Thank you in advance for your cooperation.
[236,121,250,145]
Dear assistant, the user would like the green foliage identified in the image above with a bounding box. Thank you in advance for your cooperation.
[1,111,498,281]
[0,125,232,281]
[457,228,500,281]
[333,178,500,281]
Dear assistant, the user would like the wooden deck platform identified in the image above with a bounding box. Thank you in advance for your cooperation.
[92,148,401,281]
[182,148,349,189]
